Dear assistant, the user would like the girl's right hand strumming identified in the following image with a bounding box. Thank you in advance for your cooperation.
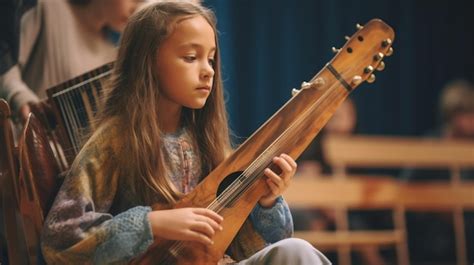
[148,208,223,246]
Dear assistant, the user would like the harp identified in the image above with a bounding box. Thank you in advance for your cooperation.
[37,62,114,169]
[132,19,395,265]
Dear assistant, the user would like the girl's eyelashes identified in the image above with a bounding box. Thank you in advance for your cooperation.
[183,55,215,68]
[208,58,215,67]
[183,55,197,62]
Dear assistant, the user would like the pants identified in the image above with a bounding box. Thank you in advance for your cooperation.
[236,238,331,265]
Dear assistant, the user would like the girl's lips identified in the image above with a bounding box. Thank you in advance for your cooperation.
[197,86,211,91]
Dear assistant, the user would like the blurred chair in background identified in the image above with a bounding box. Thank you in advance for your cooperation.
[0,99,29,264]
[294,98,391,265]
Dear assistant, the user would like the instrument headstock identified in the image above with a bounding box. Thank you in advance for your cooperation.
[293,19,395,95]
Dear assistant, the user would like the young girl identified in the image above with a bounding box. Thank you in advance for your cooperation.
[41,2,331,264]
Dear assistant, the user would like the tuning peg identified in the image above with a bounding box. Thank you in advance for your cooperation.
[351,75,362,86]
[382,38,392,47]
[386,47,394,56]
[356,23,363,30]
[376,61,385,71]
[313,77,326,87]
[345,36,350,41]
[332,47,340,53]
[364,65,374,74]
[373,52,384,61]
[367,74,376,83]
[301,81,312,89]
[291,88,300,96]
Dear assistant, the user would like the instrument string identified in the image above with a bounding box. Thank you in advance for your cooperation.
[52,70,111,155]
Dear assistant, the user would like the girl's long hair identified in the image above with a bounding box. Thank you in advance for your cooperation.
[95,1,231,204]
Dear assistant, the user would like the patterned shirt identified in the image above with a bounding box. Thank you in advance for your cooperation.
[41,121,293,264]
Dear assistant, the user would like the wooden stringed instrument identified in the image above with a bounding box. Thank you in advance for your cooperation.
[132,18,395,265]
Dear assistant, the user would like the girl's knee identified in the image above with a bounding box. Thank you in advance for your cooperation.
[275,238,314,252]
[270,238,331,265]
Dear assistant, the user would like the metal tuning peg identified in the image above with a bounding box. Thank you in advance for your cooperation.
[345,36,350,41]
[367,74,376,83]
[364,65,374,74]
[373,52,384,61]
[386,47,394,56]
[351,75,362,86]
[313,77,326,87]
[295,78,326,94]
[376,61,385,71]
[332,47,340,53]
[356,23,363,30]
[301,81,312,89]
[291,88,301,96]
[382,38,392,47]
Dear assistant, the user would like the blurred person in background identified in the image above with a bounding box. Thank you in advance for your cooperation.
[297,97,358,176]
[439,80,474,140]
[401,79,474,264]
[0,0,141,123]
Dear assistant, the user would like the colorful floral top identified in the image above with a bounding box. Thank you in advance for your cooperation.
[41,121,293,264]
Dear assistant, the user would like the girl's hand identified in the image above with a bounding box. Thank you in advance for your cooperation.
[259,153,297,208]
[148,208,223,246]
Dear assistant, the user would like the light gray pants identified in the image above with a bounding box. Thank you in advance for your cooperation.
[236,238,332,265]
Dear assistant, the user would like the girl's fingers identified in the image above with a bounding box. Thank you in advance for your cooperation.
[195,215,223,232]
[273,156,293,173]
[187,230,214,245]
[266,178,280,195]
[191,221,216,238]
[193,208,223,223]
[264,169,285,194]
[281,153,297,169]
[264,168,281,183]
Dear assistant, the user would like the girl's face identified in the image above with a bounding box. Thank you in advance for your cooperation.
[155,15,216,111]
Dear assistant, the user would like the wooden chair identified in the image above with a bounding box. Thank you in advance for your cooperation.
[285,175,474,265]
[323,135,474,265]
[285,175,408,265]
[0,99,29,265]
[16,112,63,264]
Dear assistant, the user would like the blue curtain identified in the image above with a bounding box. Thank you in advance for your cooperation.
[203,0,474,141]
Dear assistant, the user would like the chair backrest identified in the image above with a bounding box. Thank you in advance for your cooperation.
[0,99,19,197]
[0,99,29,265]
[285,174,409,265]
[286,175,474,210]
[19,113,63,218]
[285,175,398,209]
[17,113,63,264]
[323,135,474,181]
[285,174,474,265]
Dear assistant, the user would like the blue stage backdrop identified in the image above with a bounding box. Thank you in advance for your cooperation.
[203,0,474,142]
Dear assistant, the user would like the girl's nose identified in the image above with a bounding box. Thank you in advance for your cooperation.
[201,62,215,80]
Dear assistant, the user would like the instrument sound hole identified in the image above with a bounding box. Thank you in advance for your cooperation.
[216,171,244,206]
